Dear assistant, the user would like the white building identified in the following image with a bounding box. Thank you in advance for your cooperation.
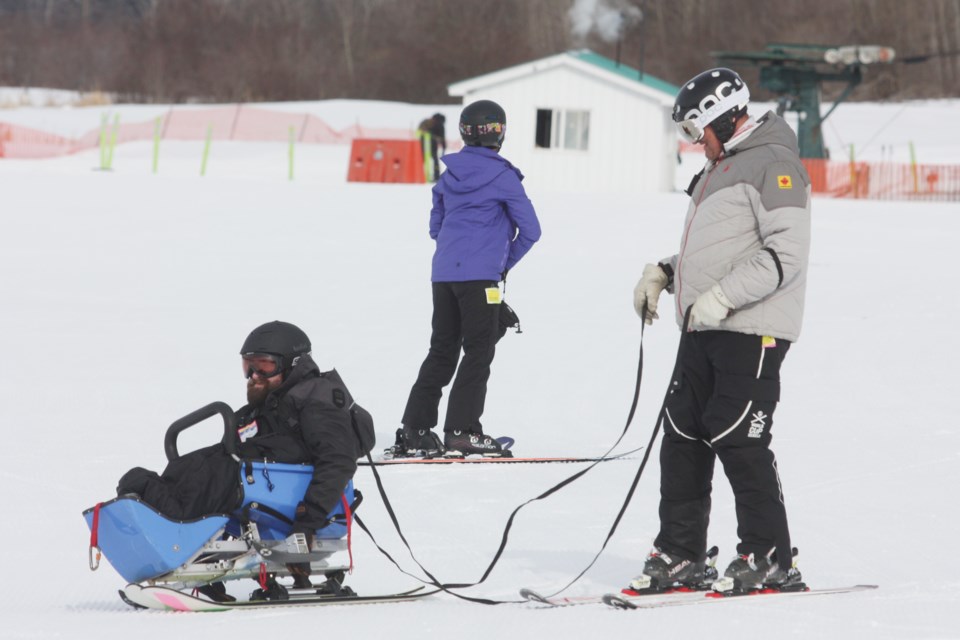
[447,50,680,194]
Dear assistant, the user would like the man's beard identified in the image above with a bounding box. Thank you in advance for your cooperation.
[247,376,280,405]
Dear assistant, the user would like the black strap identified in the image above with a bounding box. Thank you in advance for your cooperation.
[685,169,704,196]
[538,306,692,599]
[350,303,689,604]
[239,501,295,527]
[763,247,784,288]
[657,262,675,290]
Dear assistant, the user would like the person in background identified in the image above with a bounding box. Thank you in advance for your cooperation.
[398,100,541,458]
[417,112,447,182]
[628,68,811,595]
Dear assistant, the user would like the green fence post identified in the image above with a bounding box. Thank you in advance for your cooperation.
[106,113,120,170]
[98,113,109,170]
[200,125,213,176]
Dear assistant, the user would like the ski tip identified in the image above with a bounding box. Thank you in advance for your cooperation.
[118,588,148,610]
[519,588,550,604]
[602,593,637,609]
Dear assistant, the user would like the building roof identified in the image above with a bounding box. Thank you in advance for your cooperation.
[447,49,679,107]
[568,50,680,96]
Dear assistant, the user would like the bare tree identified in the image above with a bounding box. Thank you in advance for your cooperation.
[0,0,955,103]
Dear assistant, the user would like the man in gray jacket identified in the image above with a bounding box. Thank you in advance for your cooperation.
[628,68,811,595]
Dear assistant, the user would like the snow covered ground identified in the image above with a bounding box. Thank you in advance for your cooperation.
[1,98,958,639]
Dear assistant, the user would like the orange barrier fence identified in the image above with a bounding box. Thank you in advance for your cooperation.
[0,104,458,159]
[347,139,425,184]
[0,123,74,158]
[802,159,960,202]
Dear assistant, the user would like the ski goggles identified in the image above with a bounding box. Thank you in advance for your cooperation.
[675,118,707,144]
[459,121,504,137]
[242,353,283,379]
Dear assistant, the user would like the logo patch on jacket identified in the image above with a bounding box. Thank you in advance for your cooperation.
[777,175,793,189]
[238,420,259,442]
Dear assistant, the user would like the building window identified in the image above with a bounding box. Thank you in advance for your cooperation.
[535,108,589,150]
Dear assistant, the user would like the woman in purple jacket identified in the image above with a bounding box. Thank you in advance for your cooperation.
[398,100,541,458]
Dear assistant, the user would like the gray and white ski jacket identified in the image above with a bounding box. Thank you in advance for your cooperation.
[661,111,811,342]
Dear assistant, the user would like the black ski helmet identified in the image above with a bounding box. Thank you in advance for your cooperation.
[672,67,750,144]
[459,100,506,148]
[240,321,311,374]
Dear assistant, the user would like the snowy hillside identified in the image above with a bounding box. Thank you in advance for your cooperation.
[0,98,957,639]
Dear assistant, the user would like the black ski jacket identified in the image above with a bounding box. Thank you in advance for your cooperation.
[117,355,373,529]
[235,355,366,532]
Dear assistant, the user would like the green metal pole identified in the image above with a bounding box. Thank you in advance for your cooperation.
[98,113,108,170]
[106,113,120,170]
[200,125,213,176]
[288,125,295,181]
[152,117,162,174]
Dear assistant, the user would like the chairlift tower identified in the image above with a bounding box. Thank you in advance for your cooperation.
[711,43,895,159]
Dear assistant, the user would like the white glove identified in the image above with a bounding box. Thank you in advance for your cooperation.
[633,264,669,325]
[690,284,734,328]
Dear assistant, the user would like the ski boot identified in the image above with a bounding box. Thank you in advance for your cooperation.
[315,570,357,597]
[623,545,719,595]
[383,427,445,459]
[195,581,236,603]
[443,430,512,458]
[250,573,290,601]
[712,546,806,595]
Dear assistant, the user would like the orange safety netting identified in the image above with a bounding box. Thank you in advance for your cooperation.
[0,104,435,159]
[802,159,960,202]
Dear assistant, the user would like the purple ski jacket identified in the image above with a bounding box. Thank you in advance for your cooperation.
[429,146,541,282]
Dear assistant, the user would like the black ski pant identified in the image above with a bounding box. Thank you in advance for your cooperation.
[117,443,241,520]
[402,280,500,433]
[654,330,793,568]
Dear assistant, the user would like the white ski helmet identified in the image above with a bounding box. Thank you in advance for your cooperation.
[672,67,750,144]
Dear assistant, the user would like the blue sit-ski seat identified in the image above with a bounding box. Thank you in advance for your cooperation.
[83,498,229,584]
[228,460,356,540]
[83,462,355,584]
[83,402,360,585]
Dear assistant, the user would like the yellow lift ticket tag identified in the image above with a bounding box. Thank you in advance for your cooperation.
[485,287,502,304]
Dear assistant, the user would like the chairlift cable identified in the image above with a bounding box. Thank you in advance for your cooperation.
[856,102,910,158]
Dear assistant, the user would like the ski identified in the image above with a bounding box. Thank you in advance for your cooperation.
[120,583,430,612]
[519,586,708,608]
[601,584,879,610]
[363,445,643,466]
[520,546,720,608]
